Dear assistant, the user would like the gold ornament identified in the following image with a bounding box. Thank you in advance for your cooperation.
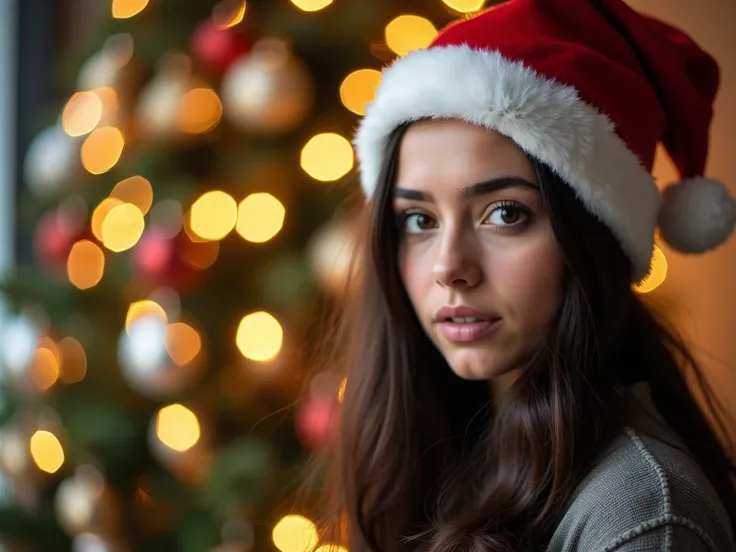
[136,53,222,141]
[308,217,358,296]
[221,38,314,136]
[55,465,122,537]
[118,314,204,400]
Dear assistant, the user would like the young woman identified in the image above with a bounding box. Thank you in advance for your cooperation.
[316,0,736,550]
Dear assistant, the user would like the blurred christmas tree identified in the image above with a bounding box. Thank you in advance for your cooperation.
[0,1,498,551]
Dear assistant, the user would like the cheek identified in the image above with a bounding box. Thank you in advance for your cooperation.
[491,237,565,321]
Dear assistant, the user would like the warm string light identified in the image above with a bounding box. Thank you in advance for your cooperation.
[300,133,354,182]
[633,244,668,294]
[236,193,285,243]
[155,404,201,452]
[126,300,168,333]
[177,88,223,134]
[67,239,105,290]
[111,0,150,19]
[385,15,437,57]
[289,0,334,12]
[57,337,87,384]
[110,176,154,215]
[441,0,486,13]
[29,430,65,474]
[236,312,283,362]
[100,203,145,252]
[272,515,319,552]
[81,126,125,175]
[340,69,382,116]
[189,191,238,241]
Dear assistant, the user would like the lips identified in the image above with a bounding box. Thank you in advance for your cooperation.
[434,306,501,344]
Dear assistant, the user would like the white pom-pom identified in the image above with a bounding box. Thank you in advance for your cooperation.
[658,177,736,254]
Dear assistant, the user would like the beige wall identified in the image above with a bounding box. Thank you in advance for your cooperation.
[625,0,736,435]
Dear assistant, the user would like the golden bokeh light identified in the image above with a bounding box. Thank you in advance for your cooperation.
[177,88,223,134]
[181,238,220,270]
[337,377,347,403]
[29,346,60,391]
[94,87,119,112]
[30,430,65,474]
[165,322,202,366]
[67,239,106,290]
[441,0,485,13]
[189,191,238,241]
[81,126,125,175]
[300,133,354,182]
[62,91,103,137]
[272,515,319,552]
[213,0,247,30]
[155,404,201,452]
[126,300,168,333]
[110,176,154,215]
[385,15,438,57]
[58,337,87,384]
[91,197,124,242]
[235,193,285,243]
[101,203,145,252]
[112,0,150,19]
[315,545,348,552]
[289,0,333,12]
[236,311,283,362]
[634,245,668,294]
[339,69,382,116]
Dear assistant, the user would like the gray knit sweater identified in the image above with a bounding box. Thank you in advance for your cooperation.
[546,384,735,551]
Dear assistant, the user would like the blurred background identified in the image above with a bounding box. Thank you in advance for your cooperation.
[0,1,733,551]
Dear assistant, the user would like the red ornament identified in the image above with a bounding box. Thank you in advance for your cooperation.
[190,19,252,76]
[34,209,88,274]
[132,230,203,292]
[295,398,340,450]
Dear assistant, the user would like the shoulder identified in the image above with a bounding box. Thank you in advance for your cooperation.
[546,426,735,552]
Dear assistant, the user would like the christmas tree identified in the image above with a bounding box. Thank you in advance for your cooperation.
[0,1,503,551]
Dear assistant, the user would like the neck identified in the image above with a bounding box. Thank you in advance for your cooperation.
[490,368,522,406]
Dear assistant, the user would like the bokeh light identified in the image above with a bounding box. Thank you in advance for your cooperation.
[100,203,145,252]
[289,0,333,12]
[177,88,223,134]
[58,337,87,384]
[272,515,319,552]
[236,311,283,362]
[165,322,202,366]
[385,15,437,57]
[213,0,247,30]
[634,245,668,294]
[62,91,103,137]
[126,300,168,333]
[81,126,125,175]
[181,239,220,270]
[112,0,150,19]
[235,193,285,243]
[189,191,238,241]
[339,69,382,116]
[110,176,154,215]
[67,239,105,290]
[91,197,124,242]
[300,133,354,182]
[155,404,201,452]
[29,344,60,391]
[315,546,348,552]
[441,0,485,13]
[29,430,65,474]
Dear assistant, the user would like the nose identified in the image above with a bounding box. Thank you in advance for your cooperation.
[432,230,481,289]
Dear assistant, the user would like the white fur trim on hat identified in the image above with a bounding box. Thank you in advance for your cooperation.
[354,45,661,280]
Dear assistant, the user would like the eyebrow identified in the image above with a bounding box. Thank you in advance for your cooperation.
[393,176,538,202]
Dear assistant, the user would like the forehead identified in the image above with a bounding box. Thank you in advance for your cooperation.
[396,119,535,187]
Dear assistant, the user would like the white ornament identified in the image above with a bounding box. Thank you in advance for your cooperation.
[658,177,736,253]
[24,125,79,197]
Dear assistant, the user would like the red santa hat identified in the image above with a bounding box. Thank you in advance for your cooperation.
[354,0,736,280]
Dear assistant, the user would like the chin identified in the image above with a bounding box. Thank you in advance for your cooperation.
[445,348,514,381]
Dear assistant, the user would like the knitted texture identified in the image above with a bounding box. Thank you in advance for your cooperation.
[546,386,735,551]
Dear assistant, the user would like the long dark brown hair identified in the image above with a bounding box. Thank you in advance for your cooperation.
[312,123,736,551]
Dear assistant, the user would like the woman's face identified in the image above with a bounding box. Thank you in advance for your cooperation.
[394,119,566,381]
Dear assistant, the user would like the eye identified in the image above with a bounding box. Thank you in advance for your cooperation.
[487,201,529,227]
[398,211,437,234]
